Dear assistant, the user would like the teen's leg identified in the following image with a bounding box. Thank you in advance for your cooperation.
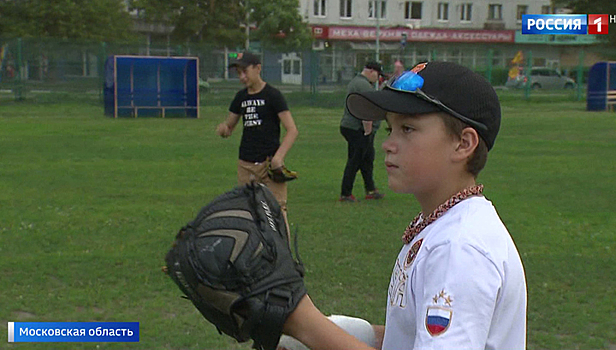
[238,159,257,184]
[359,132,376,192]
[238,159,291,234]
[340,127,366,197]
[238,159,287,209]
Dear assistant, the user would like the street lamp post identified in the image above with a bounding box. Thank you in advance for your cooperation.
[375,0,380,90]
[375,0,380,63]
[245,10,250,50]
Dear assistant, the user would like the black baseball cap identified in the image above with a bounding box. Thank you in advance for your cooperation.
[346,61,501,150]
[229,52,261,68]
[364,61,384,76]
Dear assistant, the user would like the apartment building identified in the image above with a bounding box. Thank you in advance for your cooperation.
[295,0,597,83]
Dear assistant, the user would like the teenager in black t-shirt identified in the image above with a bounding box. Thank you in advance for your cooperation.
[216,52,298,213]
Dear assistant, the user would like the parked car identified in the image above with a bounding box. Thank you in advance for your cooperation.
[506,67,576,90]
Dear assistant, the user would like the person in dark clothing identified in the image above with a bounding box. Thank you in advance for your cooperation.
[216,52,299,213]
[339,61,386,202]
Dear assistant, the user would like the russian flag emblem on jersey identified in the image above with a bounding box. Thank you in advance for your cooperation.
[425,307,452,336]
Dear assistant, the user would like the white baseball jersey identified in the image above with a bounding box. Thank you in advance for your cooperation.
[383,196,527,350]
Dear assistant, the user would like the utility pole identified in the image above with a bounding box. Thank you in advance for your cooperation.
[375,0,380,63]
[242,0,251,50]
[245,10,250,50]
[375,0,380,90]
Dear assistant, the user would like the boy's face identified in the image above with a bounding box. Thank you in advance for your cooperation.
[382,112,458,194]
[236,64,261,88]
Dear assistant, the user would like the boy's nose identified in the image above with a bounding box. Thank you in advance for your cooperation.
[382,138,396,153]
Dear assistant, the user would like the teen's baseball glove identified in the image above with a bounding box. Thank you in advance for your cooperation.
[164,182,306,350]
[267,164,298,183]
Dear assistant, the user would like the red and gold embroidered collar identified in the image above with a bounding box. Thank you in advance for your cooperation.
[402,185,484,244]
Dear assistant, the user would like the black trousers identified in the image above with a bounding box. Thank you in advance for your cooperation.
[340,126,376,197]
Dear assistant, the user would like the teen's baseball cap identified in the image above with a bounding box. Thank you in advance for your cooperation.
[346,61,501,150]
[364,61,384,76]
[228,52,261,68]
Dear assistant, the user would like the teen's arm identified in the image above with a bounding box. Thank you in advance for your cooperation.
[270,110,298,169]
[283,295,376,350]
[216,112,241,138]
[357,79,374,136]
[279,318,383,350]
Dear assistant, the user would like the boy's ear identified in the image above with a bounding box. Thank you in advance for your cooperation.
[453,127,479,161]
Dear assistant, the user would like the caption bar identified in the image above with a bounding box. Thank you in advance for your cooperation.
[8,322,139,342]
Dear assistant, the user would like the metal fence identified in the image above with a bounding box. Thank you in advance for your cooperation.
[0,37,590,105]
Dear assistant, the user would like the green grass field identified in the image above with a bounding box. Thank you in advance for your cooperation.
[1,92,615,350]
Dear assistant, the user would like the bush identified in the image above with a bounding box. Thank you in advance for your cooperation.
[474,67,510,86]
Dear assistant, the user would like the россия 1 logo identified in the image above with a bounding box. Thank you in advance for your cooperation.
[588,14,609,34]
[522,14,614,35]
[522,14,587,34]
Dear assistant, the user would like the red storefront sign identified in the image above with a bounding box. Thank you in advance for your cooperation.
[311,25,514,43]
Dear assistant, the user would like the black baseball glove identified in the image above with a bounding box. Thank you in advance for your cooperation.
[164,182,306,350]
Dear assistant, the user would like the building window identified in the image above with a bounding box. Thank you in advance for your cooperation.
[516,5,528,22]
[340,0,352,18]
[314,0,326,16]
[369,0,387,19]
[488,4,502,20]
[541,5,550,14]
[460,3,472,21]
[437,2,449,21]
[448,49,462,64]
[405,1,422,19]
[293,60,301,75]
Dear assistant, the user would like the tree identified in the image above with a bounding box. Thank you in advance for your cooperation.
[0,0,134,41]
[249,0,313,51]
[129,0,246,47]
[130,0,313,51]
[567,0,616,49]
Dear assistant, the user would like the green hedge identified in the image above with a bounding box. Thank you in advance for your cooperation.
[474,67,511,86]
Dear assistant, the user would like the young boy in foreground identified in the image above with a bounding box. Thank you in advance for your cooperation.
[279,61,527,350]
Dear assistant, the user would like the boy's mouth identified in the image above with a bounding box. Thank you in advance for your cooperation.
[385,161,398,169]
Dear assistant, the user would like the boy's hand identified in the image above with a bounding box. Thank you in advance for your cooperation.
[362,121,373,135]
[216,123,232,137]
[270,155,284,170]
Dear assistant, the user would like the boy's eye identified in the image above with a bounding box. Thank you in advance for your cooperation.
[402,125,414,133]
[385,127,392,135]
